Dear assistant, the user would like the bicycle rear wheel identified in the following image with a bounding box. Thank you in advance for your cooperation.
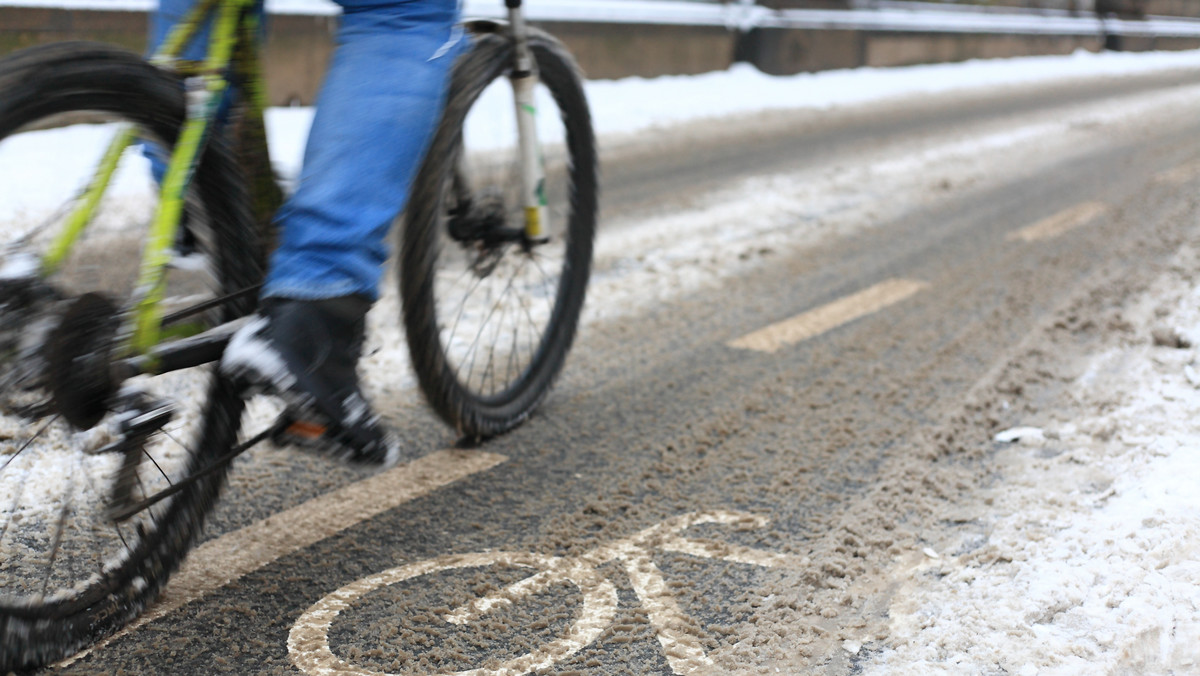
[402,27,597,438]
[0,42,259,670]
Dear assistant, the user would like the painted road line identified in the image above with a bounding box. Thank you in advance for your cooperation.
[728,278,929,353]
[290,511,785,676]
[1006,201,1107,243]
[57,448,506,668]
[291,551,618,676]
[1154,161,1200,186]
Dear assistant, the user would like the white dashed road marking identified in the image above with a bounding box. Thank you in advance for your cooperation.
[728,278,929,353]
[1153,161,1200,186]
[1005,201,1107,243]
[57,449,506,667]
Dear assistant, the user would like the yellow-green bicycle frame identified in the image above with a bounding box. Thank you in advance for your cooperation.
[41,0,267,357]
[39,0,551,363]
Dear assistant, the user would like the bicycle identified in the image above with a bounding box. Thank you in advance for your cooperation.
[288,511,790,675]
[0,0,597,669]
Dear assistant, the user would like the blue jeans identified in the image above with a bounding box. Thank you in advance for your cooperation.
[150,0,463,302]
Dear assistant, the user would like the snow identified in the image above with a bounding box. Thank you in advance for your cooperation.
[866,280,1200,675]
[0,250,37,279]
[253,51,1200,673]
[8,48,1200,218]
[264,48,1200,181]
[4,45,1200,669]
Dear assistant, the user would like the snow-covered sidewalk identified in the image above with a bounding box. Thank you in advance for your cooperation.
[267,47,1200,179]
[865,249,1200,675]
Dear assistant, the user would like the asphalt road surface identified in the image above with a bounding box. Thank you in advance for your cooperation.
[43,65,1200,675]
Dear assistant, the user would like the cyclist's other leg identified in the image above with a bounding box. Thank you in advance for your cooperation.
[221,0,464,465]
[143,0,263,258]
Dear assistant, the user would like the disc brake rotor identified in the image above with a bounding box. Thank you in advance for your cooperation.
[46,292,122,429]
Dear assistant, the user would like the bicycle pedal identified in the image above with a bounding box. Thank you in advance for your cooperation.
[269,411,329,447]
[281,419,328,443]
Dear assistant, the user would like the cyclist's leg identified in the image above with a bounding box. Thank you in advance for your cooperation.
[261,0,464,302]
[143,0,262,186]
[221,0,463,463]
[151,0,219,62]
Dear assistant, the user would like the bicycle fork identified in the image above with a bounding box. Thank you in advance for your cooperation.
[507,0,550,243]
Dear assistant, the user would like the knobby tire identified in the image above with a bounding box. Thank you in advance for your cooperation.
[401,28,598,439]
[0,42,259,670]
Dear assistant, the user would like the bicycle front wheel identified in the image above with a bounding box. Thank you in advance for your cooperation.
[401,27,598,439]
[0,43,259,670]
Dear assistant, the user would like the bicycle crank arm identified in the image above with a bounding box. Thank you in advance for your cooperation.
[106,422,274,523]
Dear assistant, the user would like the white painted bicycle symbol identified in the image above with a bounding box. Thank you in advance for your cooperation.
[288,510,791,675]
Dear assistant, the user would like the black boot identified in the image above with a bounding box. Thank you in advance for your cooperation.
[221,296,399,466]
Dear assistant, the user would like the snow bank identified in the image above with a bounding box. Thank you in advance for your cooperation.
[868,276,1200,675]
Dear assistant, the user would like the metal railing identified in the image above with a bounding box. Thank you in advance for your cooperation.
[1,0,1198,38]
[454,0,1200,38]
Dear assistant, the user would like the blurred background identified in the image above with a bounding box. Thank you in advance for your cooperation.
[2,0,1199,105]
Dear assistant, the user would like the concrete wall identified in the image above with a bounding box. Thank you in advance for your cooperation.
[537,22,737,79]
[864,32,1103,67]
[1143,0,1200,17]
[0,8,741,103]
[262,19,739,103]
[0,7,144,54]
[738,28,1111,74]
[259,13,336,106]
[736,27,863,74]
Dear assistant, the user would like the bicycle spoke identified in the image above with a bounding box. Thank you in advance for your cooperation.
[506,313,521,389]
[476,281,509,395]
[74,446,128,572]
[527,251,558,313]
[436,175,566,395]
[70,446,97,579]
[106,424,271,523]
[511,256,547,373]
[0,455,30,548]
[161,424,193,457]
[61,470,83,594]
[133,469,160,529]
[458,269,522,389]
[1,414,59,474]
[141,444,176,489]
[11,195,79,250]
[112,520,132,556]
[40,493,71,600]
[443,251,490,353]
[482,292,512,396]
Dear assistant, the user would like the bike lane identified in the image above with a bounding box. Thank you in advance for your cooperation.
[46,82,1200,676]
[55,440,798,675]
[48,201,1053,675]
